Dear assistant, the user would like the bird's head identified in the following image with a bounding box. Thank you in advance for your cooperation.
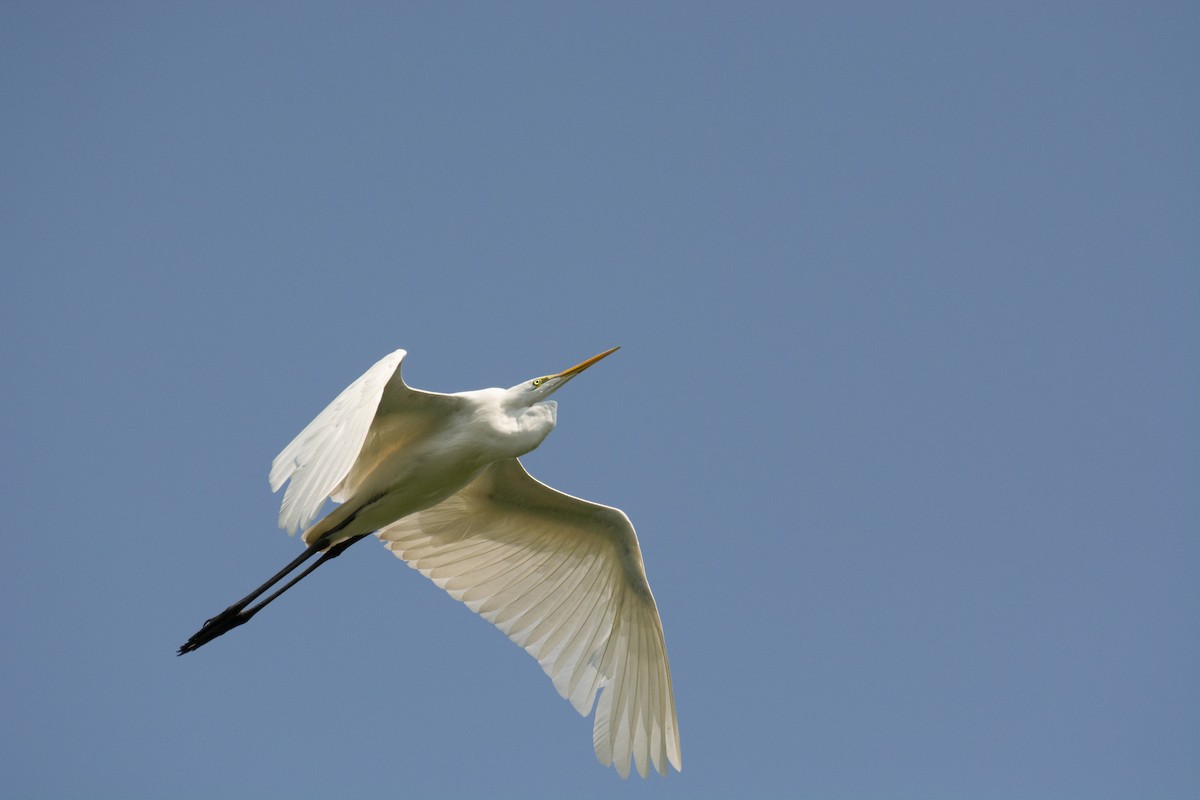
[508,346,620,407]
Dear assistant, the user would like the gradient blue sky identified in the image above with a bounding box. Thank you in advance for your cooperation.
[3,3,1197,798]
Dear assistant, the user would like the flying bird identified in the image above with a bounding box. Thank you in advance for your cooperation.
[180,347,681,778]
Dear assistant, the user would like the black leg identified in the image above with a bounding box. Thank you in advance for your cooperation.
[178,534,369,655]
[241,534,368,617]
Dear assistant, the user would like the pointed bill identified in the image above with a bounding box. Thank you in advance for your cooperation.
[555,346,620,380]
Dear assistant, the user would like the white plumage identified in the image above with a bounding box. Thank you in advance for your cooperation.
[184,347,680,778]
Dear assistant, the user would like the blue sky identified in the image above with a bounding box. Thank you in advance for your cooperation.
[3,3,1197,798]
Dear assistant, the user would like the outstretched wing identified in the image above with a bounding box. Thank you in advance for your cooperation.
[376,458,681,779]
[269,349,461,534]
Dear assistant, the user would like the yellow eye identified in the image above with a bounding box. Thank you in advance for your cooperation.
[532,378,543,387]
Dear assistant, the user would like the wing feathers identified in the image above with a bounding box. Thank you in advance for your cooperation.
[269,350,406,534]
[377,458,680,778]
[269,349,464,535]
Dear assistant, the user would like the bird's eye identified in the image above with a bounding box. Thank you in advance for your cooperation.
[532,378,543,387]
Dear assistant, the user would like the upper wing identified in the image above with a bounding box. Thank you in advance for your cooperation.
[269,349,461,534]
[376,458,681,779]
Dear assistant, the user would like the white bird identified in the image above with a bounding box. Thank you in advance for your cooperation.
[180,347,681,778]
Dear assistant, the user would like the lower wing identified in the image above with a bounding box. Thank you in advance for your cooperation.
[376,458,681,778]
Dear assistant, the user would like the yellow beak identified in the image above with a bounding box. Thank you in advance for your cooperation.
[555,346,620,379]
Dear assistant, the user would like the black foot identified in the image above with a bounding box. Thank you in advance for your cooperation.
[178,605,255,655]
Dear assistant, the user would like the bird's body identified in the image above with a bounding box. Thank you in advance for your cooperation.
[296,386,558,549]
[181,347,680,779]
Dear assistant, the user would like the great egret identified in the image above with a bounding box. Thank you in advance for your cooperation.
[180,347,680,778]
